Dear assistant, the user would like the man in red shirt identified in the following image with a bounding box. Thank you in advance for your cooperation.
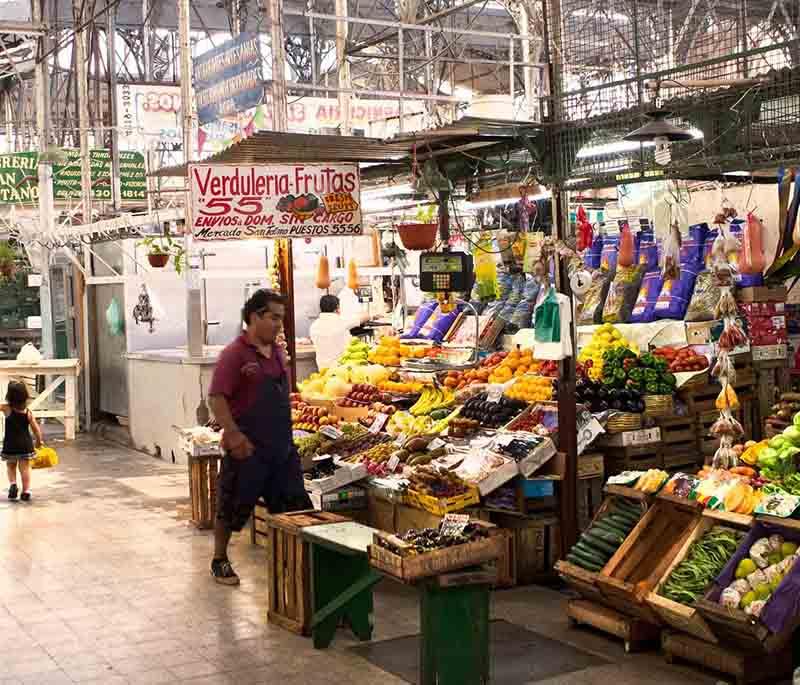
[208,289,310,585]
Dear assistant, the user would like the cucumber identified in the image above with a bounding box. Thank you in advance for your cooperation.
[573,541,611,562]
[570,546,608,568]
[585,526,624,545]
[612,509,641,525]
[593,520,630,538]
[605,514,637,531]
[613,498,642,514]
[567,553,603,572]
[581,532,619,557]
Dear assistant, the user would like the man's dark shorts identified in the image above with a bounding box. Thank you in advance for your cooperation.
[216,451,311,531]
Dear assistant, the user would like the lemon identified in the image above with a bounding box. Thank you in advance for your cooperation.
[754,583,772,601]
[740,590,757,609]
[736,558,757,579]
[781,542,798,558]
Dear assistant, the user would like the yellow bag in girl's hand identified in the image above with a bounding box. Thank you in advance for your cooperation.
[32,446,58,469]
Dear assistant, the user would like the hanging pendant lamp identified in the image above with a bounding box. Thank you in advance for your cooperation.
[623,110,694,142]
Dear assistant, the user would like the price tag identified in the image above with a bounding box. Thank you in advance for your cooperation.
[440,513,470,537]
[387,454,401,472]
[320,426,344,440]
[369,413,390,434]
[312,453,332,462]
[486,385,504,403]
[427,437,446,452]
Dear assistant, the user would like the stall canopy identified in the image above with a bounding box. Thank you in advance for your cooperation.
[150,118,543,184]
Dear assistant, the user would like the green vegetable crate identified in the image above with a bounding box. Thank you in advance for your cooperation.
[555,491,649,606]
[646,512,751,643]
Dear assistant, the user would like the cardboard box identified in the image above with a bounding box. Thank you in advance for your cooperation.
[736,286,787,303]
[599,427,661,448]
[752,344,788,362]
[304,461,367,494]
[309,484,367,511]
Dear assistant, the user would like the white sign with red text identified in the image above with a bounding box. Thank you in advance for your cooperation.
[189,163,362,241]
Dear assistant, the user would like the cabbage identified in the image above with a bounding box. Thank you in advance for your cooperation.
[759,448,779,469]
[794,412,800,429]
[770,436,789,450]
[784,426,800,444]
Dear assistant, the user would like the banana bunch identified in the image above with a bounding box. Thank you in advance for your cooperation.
[634,469,669,494]
[409,386,455,417]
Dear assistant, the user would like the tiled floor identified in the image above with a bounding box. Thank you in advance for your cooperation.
[0,437,727,684]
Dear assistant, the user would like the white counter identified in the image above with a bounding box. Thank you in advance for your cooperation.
[127,343,318,463]
[127,348,221,464]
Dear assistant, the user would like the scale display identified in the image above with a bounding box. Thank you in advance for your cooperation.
[419,251,474,293]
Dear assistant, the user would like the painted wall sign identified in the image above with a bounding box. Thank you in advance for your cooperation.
[0,150,146,204]
[189,163,362,241]
[193,33,263,125]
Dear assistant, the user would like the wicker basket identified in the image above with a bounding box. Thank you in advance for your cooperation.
[397,222,438,250]
[606,412,642,433]
[644,394,674,418]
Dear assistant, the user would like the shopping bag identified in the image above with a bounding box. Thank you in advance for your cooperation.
[534,287,561,343]
[31,446,58,469]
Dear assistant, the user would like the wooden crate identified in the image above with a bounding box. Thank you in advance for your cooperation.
[491,512,561,584]
[596,498,700,625]
[577,476,603,532]
[251,501,269,548]
[555,493,649,604]
[405,486,481,516]
[602,443,664,474]
[491,529,517,588]
[368,523,504,581]
[189,453,223,529]
[656,415,701,471]
[685,365,756,414]
[265,510,350,635]
[566,599,661,653]
[662,630,793,685]
[646,514,750,643]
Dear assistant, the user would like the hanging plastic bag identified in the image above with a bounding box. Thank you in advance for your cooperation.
[16,342,42,364]
[534,287,561,343]
[31,445,59,470]
[106,297,124,337]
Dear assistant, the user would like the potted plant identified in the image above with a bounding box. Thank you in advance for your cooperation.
[139,235,185,274]
[397,204,439,250]
[0,241,18,282]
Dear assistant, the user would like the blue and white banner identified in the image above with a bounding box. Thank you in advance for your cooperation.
[193,33,263,125]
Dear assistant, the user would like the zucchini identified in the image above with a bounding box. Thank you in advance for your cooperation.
[567,553,603,572]
[585,526,624,545]
[605,515,637,531]
[570,546,608,568]
[581,532,619,557]
[612,509,642,525]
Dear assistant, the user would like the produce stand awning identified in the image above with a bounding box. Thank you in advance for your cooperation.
[150,118,543,179]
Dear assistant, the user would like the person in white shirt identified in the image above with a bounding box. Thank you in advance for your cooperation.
[309,294,365,371]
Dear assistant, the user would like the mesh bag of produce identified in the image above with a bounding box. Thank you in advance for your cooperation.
[577,270,613,325]
[686,270,721,322]
[602,264,645,323]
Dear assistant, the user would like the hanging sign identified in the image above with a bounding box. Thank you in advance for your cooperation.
[194,33,263,125]
[189,163,363,241]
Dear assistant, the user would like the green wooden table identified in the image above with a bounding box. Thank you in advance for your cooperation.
[417,569,493,685]
[301,521,383,649]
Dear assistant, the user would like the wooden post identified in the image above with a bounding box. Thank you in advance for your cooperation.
[278,239,298,388]
[267,0,288,132]
[553,186,578,554]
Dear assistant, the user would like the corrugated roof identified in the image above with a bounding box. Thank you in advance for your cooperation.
[150,118,541,178]
[151,131,415,177]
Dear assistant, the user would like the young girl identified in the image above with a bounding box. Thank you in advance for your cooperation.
[1,381,43,501]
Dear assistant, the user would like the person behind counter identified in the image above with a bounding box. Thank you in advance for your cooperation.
[309,293,368,371]
[207,288,311,586]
